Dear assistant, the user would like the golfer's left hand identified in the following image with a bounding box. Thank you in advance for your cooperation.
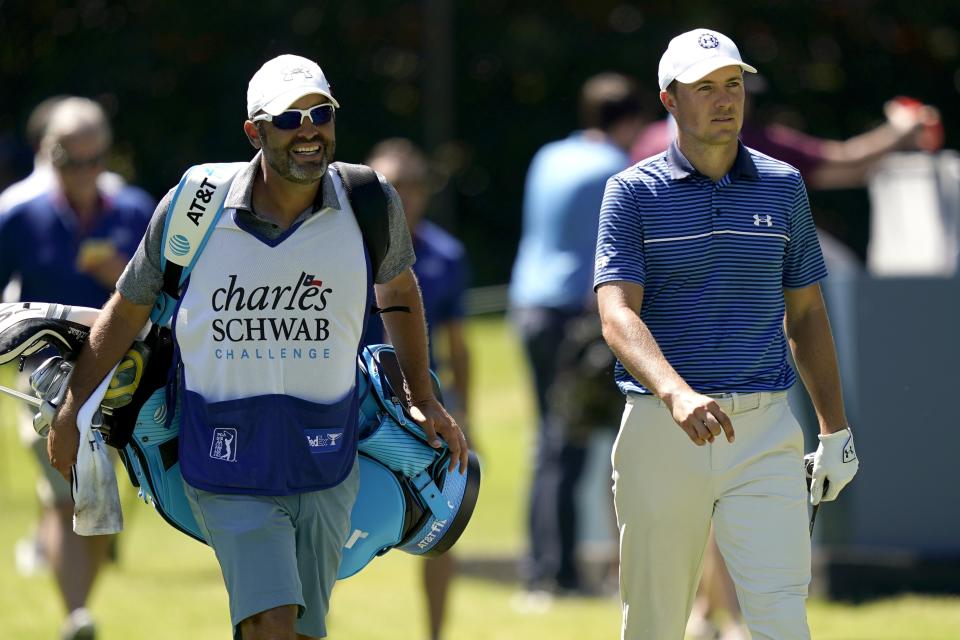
[409,396,468,473]
[810,428,859,505]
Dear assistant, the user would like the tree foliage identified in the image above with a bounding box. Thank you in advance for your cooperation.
[1,1,956,284]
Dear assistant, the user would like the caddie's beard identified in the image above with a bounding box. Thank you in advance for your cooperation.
[261,127,336,185]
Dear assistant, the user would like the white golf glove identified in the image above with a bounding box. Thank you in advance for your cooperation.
[809,428,859,505]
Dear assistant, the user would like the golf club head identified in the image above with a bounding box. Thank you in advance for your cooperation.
[0,302,99,364]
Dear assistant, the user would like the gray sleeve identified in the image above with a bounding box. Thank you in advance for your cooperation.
[374,174,415,284]
[116,189,172,305]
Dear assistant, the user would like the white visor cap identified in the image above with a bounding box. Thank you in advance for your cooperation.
[658,29,757,91]
[246,54,340,119]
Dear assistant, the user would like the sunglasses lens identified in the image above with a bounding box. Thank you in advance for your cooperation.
[266,105,334,129]
[309,105,335,125]
[271,111,304,130]
[59,154,106,170]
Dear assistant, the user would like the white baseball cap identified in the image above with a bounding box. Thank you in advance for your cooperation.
[657,29,757,91]
[246,54,340,119]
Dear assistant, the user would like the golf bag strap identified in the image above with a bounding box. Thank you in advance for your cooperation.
[152,163,245,326]
[335,162,390,277]
[411,470,452,520]
[334,162,410,316]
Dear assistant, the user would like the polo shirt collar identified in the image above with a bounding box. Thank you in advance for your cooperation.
[665,140,759,182]
[223,151,343,214]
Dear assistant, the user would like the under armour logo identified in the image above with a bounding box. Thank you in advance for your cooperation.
[282,65,314,81]
[843,442,857,463]
[753,214,773,227]
[698,34,720,49]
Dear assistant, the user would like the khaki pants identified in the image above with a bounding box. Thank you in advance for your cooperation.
[612,392,810,640]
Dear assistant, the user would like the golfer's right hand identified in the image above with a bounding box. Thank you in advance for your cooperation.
[48,404,80,482]
[664,390,734,446]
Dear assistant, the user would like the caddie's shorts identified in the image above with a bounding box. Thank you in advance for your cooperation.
[184,458,359,639]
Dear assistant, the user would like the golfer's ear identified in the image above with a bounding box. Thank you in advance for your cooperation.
[660,89,676,115]
[243,121,262,150]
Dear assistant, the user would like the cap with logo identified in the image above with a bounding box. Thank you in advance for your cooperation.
[658,29,757,91]
[246,54,340,119]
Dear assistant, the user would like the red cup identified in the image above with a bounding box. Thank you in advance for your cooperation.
[894,96,944,152]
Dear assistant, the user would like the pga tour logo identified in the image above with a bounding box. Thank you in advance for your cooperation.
[210,427,238,462]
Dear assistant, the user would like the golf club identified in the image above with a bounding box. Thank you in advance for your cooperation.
[0,383,41,409]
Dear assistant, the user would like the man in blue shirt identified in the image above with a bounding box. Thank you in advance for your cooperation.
[0,97,152,640]
[509,73,646,596]
[367,138,471,640]
[595,29,859,639]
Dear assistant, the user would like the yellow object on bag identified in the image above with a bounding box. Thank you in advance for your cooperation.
[102,341,150,410]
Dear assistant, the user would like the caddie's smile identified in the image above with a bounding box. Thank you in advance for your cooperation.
[290,140,325,159]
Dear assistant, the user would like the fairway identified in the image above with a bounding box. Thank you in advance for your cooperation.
[1,316,958,639]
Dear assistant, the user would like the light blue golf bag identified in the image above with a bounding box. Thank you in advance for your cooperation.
[0,302,481,579]
[116,339,480,578]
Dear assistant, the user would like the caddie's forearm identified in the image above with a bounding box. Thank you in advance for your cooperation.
[377,273,435,402]
[786,305,848,434]
[57,292,153,419]
[600,305,691,400]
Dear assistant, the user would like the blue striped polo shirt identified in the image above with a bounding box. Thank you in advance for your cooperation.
[593,141,827,395]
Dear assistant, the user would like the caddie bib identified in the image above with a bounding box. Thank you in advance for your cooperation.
[173,171,369,494]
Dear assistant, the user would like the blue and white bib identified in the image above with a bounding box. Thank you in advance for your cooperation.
[173,172,370,494]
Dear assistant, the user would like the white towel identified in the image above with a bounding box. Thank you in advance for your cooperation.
[72,364,124,536]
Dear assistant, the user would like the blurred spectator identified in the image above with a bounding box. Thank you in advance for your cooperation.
[0,96,154,640]
[1,95,127,303]
[0,95,125,213]
[366,138,471,640]
[508,72,646,599]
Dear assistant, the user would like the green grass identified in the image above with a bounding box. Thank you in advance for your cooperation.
[1,315,959,639]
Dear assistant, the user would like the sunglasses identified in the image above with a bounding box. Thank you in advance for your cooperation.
[51,145,107,170]
[252,104,336,130]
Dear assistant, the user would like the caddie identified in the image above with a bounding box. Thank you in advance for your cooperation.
[594,29,859,639]
[46,53,467,640]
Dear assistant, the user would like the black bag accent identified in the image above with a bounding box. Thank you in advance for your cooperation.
[334,162,391,279]
[548,312,624,441]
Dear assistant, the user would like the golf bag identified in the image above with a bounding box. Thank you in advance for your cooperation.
[0,302,481,578]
